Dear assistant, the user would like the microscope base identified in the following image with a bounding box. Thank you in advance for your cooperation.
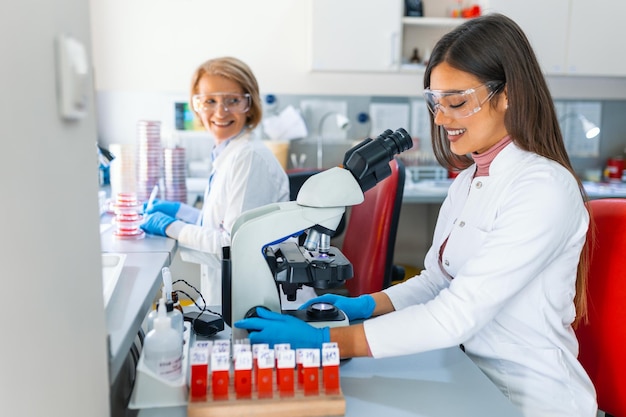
[283,308,350,328]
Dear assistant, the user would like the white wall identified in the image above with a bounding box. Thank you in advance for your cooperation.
[89,0,426,96]
[1,1,110,416]
[90,0,626,99]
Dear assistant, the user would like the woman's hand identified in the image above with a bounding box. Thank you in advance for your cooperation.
[140,212,176,236]
[144,199,181,217]
[234,307,330,349]
[298,294,375,321]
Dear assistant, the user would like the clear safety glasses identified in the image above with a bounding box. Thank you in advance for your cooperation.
[192,93,251,114]
[423,81,503,119]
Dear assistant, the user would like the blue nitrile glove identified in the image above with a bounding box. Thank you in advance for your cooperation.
[140,212,177,236]
[234,307,330,350]
[144,199,200,224]
[144,199,180,217]
[299,294,375,322]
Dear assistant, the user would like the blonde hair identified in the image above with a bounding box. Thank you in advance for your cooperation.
[189,56,262,129]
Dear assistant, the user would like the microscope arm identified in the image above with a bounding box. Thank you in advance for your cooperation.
[229,168,364,340]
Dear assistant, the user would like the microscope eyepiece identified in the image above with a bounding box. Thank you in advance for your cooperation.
[343,127,413,192]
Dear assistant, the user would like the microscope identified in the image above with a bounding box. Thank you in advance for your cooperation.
[223,128,413,341]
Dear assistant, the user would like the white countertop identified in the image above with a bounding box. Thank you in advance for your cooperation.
[403,179,626,204]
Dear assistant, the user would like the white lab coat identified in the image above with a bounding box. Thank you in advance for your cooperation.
[175,132,290,305]
[364,143,597,417]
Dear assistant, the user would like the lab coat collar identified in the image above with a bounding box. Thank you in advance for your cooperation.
[211,130,252,172]
[482,141,532,177]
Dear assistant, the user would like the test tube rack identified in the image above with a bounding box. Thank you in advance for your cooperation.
[186,372,345,417]
[187,342,345,417]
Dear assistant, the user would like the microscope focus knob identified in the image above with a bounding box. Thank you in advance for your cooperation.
[244,305,271,320]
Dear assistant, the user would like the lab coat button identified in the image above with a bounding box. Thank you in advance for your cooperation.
[475,181,483,189]
[444,259,450,266]
[459,221,465,227]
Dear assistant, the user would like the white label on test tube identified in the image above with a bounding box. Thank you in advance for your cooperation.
[274,343,291,352]
[322,346,340,366]
[211,351,230,372]
[234,350,253,371]
[322,342,338,350]
[213,340,231,354]
[257,349,275,369]
[252,343,270,359]
[302,348,320,368]
[233,341,251,360]
[194,340,213,352]
[190,347,210,366]
[277,349,296,369]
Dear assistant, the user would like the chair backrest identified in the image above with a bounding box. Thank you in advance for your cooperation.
[343,158,405,296]
[575,198,626,417]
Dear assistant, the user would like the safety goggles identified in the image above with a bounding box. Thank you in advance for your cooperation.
[192,92,251,114]
[423,81,503,119]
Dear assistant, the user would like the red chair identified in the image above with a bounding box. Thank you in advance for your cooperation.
[343,158,406,296]
[575,198,626,417]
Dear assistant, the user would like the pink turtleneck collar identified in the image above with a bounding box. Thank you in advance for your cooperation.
[472,135,512,177]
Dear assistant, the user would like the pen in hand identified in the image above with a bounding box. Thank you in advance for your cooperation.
[146,185,159,213]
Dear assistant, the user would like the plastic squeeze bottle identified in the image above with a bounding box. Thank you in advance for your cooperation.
[147,292,183,339]
[143,298,183,381]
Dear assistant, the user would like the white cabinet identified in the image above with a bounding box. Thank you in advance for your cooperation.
[485,0,569,74]
[310,0,467,73]
[310,0,403,72]
[312,0,626,77]
[488,0,626,77]
[567,0,626,77]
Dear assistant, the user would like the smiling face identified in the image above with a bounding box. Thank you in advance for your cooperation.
[194,74,249,145]
[429,62,508,155]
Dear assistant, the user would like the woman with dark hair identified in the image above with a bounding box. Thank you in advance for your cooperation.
[142,57,290,305]
[236,14,596,416]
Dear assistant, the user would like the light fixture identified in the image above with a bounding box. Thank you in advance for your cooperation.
[579,115,600,139]
[316,112,351,169]
[560,113,600,139]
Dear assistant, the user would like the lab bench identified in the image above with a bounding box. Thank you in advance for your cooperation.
[402,179,626,204]
[101,224,177,382]
[101,218,522,416]
[136,329,523,417]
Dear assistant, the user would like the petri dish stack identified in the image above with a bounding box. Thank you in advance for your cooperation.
[163,146,188,203]
[112,192,145,240]
[109,143,137,198]
[136,120,163,203]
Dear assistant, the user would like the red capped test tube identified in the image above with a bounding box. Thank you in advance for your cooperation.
[322,342,340,395]
[301,348,320,396]
[276,349,296,397]
[252,343,269,387]
[296,348,304,388]
[273,343,291,384]
[256,349,275,398]
[210,351,230,400]
[189,346,209,401]
[234,350,253,399]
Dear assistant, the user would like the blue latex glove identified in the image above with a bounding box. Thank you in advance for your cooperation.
[234,307,330,350]
[144,199,180,217]
[140,212,177,236]
[299,294,375,322]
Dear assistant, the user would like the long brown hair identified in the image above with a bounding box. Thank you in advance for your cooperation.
[424,13,590,325]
